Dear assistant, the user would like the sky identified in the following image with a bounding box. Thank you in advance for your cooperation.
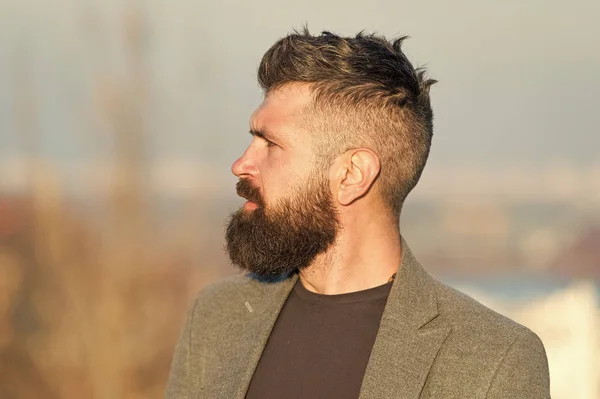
[0,0,599,186]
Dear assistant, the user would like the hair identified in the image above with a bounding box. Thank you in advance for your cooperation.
[257,28,436,217]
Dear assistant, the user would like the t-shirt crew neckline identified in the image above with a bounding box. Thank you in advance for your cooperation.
[294,278,393,304]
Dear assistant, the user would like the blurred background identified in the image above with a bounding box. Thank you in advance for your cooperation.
[1,0,599,398]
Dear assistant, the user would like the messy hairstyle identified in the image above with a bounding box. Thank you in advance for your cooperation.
[257,28,436,217]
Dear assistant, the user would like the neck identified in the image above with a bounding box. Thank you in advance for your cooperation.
[299,215,402,295]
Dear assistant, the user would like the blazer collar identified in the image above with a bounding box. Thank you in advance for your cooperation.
[224,238,450,399]
[358,237,452,399]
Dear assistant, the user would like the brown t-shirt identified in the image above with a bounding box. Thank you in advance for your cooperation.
[245,278,392,399]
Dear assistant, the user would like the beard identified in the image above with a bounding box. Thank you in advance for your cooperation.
[225,171,339,279]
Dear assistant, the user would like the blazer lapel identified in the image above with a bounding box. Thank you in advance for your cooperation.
[358,239,452,399]
[219,274,299,399]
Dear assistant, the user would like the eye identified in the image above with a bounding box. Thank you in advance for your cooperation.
[265,139,277,148]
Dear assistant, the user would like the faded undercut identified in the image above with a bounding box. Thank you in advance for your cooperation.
[257,28,436,217]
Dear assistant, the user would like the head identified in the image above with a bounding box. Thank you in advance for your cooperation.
[226,28,435,278]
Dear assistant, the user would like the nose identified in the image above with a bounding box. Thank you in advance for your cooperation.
[231,147,258,179]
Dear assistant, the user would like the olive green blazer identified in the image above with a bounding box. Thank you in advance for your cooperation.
[166,239,550,398]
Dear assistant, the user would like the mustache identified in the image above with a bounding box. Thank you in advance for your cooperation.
[236,179,265,207]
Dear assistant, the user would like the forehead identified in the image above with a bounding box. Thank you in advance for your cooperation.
[250,84,313,137]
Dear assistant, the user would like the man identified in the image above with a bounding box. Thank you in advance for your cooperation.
[166,29,550,398]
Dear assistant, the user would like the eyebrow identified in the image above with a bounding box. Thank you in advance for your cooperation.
[249,128,276,142]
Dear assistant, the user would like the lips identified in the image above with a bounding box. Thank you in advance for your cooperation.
[243,201,259,211]
[240,195,262,206]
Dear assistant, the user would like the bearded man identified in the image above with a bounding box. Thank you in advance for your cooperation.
[166,29,550,399]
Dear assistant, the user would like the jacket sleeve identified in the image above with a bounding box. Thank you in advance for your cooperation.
[486,330,551,399]
[165,297,200,399]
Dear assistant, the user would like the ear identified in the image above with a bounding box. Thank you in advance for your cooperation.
[331,148,381,206]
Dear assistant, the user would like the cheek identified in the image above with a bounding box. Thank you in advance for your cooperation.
[262,170,302,206]
[258,153,288,196]
[259,148,314,203]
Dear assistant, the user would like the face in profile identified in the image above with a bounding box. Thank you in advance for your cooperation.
[225,86,340,278]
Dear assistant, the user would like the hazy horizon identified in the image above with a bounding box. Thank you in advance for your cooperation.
[1,0,599,176]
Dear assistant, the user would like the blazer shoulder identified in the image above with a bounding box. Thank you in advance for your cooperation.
[193,273,259,308]
[432,278,541,343]
[423,277,550,396]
